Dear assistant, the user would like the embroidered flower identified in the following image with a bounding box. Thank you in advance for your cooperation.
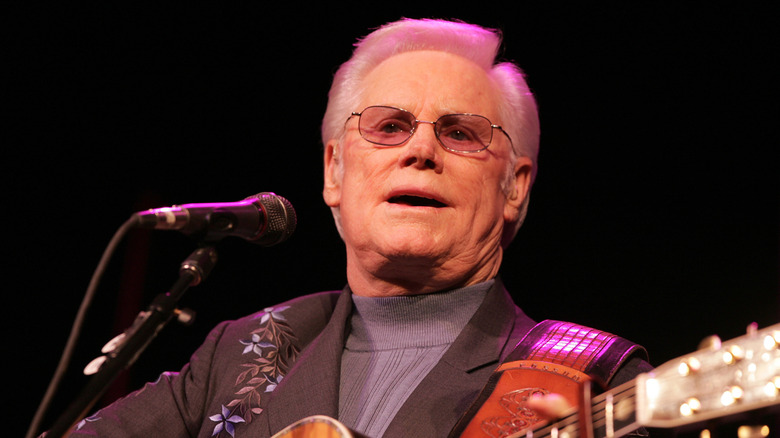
[209,405,245,437]
[239,333,275,355]
[264,374,283,392]
[256,305,290,324]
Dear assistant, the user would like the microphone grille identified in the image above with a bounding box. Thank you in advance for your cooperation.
[248,192,297,246]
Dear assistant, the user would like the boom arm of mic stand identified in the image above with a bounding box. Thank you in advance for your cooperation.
[46,246,218,438]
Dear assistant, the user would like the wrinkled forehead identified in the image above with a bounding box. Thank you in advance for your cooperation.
[358,51,504,122]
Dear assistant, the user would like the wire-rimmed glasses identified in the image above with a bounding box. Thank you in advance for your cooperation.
[348,105,512,153]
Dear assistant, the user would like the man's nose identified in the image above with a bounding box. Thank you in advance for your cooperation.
[399,121,443,171]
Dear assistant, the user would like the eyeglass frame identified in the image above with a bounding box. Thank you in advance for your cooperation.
[345,105,514,154]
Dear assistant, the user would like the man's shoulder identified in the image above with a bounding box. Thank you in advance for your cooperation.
[248,290,343,319]
[220,289,344,346]
[507,318,650,386]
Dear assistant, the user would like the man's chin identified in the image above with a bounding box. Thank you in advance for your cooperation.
[379,245,444,264]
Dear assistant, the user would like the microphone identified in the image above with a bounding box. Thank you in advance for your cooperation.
[133,192,296,246]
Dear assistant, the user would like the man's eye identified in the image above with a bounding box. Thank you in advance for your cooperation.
[378,120,411,133]
[441,126,477,143]
[446,129,470,141]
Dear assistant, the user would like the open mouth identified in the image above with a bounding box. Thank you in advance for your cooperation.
[388,195,447,208]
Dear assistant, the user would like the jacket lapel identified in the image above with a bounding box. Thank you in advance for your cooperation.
[264,288,353,434]
[383,279,536,437]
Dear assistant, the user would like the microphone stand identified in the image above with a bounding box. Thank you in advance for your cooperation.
[45,245,218,438]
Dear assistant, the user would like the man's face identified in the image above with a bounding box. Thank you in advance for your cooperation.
[323,50,532,295]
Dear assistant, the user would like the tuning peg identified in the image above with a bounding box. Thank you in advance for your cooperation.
[763,330,780,350]
[721,385,744,406]
[763,378,780,397]
[698,334,722,351]
[679,397,701,416]
[723,345,746,365]
[699,426,771,438]
[737,424,770,438]
[678,357,702,376]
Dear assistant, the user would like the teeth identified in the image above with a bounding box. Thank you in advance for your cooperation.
[389,195,446,207]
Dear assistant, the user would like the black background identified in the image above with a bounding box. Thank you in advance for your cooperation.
[8,3,778,436]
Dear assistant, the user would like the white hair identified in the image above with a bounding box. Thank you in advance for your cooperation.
[321,18,540,247]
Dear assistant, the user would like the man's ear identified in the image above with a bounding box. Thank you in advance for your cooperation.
[322,140,342,208]
[503,156,533,224]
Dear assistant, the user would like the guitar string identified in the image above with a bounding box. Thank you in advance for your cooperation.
[513,383,638,438]
[587,385,639,435]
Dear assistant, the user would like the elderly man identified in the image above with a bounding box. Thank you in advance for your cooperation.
[58,18,651,438]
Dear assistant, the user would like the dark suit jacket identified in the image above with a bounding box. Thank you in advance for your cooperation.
[64,279,650,437]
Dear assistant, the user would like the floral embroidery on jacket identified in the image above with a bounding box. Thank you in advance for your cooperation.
[209,405,245,437]
[209,305,299,436]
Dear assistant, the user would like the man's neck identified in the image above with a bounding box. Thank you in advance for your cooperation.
[345,247,503,297]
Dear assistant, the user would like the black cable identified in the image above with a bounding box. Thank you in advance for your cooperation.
[26,216,139,438]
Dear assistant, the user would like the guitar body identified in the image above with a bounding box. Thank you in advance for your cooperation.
[272,415,354,438]
[456,360,589,438]
[269,362,586,438]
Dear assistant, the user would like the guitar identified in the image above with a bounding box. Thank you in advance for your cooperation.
[274,322,780,437]
[273,415,354,438]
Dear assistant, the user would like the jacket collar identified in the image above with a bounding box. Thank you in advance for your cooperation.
[264,278,535,436]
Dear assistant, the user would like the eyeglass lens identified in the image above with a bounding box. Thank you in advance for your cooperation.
[358,106,493,152]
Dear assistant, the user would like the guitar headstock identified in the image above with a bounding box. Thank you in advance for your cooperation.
[636,322,780,429]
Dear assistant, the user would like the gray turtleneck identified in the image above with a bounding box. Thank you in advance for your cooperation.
[338,280,493,437]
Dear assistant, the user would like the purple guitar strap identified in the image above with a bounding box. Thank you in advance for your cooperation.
[449,320,647,437]
[503,319,648,385]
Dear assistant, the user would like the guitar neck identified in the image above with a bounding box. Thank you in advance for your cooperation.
[515,322,780,437]
[515,380,640,438]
